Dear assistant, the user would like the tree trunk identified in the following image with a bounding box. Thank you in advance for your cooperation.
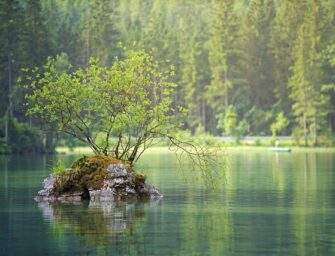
[202,99,206,130]
[5,50,13,145]
[84,9,91,64]
[7,52,13,118]
[224,67,229,111]
[44,130,56,153]
[4,116,9,145]
[303,112,307,146]
[312,115,317,146]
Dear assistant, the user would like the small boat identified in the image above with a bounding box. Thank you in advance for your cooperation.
[267,147,292,152]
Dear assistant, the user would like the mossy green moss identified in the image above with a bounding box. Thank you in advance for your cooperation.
[132,172,146,187]
[52,155,149,199]
[53,155,124,196]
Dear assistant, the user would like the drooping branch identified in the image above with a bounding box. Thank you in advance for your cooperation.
[167,135,226,189]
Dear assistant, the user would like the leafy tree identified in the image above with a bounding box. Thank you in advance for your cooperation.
[244,106,273,135]
[270,112,289,141]
[24,50,225,184]
[217,105,238,136]
[25,50,174,161]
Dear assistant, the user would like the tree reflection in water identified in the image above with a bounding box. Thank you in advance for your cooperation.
[38,200,160,253]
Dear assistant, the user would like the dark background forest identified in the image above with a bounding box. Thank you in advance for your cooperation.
[1,0,335,153]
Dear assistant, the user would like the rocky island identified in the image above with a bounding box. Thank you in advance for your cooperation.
[35,155,162,202]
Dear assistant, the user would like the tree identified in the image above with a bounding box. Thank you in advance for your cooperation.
[206,0,239,113]
[79,0,119,66]
[21,0,49,68]
[178,10,200,130]
[177,1,210,131]
[270,112,289,141]
[270,0,301,114]
[0,0,25,144]
[217,105,237,136]
[288,0,331,146]
[25,50,173,160]
[24,50,225,184]
[242,0,276,109]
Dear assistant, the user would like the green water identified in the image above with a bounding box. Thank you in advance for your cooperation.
[0,148,335,255]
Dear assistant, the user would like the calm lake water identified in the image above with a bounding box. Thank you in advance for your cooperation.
[1,148,335,255]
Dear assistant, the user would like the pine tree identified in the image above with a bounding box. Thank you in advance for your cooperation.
[271,0,301,114]
[0,0,24,142]
[288,0,330,145]
[21,0,49,68]
[90,0,120,65]
[177,1,209,131]
[242,0,276,109]
[206,0,239,114]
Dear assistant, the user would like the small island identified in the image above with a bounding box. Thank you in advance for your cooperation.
[36,155,162,202]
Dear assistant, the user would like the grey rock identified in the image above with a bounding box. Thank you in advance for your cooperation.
[107,164,128,177]
[126,187,137,194]
[37,175,55,197]
[148,186,163,199]
[35,163,163,202]
[113,178,126,185]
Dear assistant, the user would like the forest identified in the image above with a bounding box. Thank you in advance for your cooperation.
[1,0,335,153]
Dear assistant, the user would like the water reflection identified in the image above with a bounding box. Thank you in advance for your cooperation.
[38,200,160,253]
[1,150,335,255]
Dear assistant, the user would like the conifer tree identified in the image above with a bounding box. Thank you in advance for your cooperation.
[242,0,276,109]
[0,0,24,142]
[177,1,209,131]
[288,0,330,145]
[206,0,239,113]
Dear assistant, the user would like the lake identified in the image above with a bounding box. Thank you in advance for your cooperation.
[1,148,335,255]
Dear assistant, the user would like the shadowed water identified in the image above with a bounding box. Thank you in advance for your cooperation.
[0,148,335,255]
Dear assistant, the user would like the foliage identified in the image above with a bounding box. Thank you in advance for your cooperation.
[254,138,262,146]
[0,117,44,154]
[1,0,335,150]
[292,127,303,146]
[288,1,332,146]
[0,138,10,154]
[235,119,250,144]
[206,0,239,113]
[218,106,251,144]
[25,50,226,185]
[168,134,226,189]
[25,50,177,163]
[217,105,237,136]
[194,125,218,146]
[270,112,289,140]
[51,159,68,175]
[244,106,275,136]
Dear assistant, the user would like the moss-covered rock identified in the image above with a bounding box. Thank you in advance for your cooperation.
[36,155,162,202]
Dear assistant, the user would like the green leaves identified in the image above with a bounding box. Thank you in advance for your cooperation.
[217,105,238,136]
[24,50,178,164]
[271,112,289,138]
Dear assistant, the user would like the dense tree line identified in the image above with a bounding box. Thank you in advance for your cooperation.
[1,0,335,152]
